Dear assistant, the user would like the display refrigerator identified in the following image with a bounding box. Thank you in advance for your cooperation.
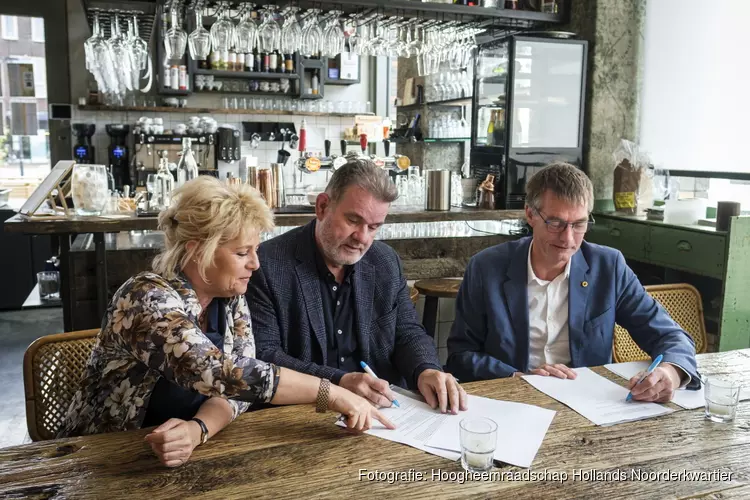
[470,34,588,209]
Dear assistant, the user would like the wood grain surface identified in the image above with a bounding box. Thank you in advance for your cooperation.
[2,350,749,499]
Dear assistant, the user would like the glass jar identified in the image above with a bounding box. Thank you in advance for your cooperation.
[71,164,109,216]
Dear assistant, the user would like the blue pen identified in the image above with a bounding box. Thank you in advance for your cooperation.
[360,361,400,408]
[625,354,664,402]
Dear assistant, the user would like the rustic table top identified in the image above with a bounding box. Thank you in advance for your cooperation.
[2,350,749,499]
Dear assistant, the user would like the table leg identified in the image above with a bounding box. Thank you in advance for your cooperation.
[422,296,438,339]
[94,233,108,319]
[59,235,73,332]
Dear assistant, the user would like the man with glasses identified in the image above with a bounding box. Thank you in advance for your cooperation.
[446,162,699,402]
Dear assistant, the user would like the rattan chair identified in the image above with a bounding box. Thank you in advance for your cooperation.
[23,329,99,441]
[409,286,419,305]
[612,284,708,362]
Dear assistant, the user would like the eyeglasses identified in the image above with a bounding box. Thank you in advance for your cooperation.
[535,209,594,234]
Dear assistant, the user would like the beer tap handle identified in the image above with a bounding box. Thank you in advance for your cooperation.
[324,140,331,158]
[384,139,390,157]
[340,139,347,156]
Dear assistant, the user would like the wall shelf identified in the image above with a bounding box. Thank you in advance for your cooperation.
[77,105,372,118]
[193,68,300,80]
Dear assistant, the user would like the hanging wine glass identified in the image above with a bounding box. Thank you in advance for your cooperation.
[107,12,133,94]
[234,3,257,54]
[210,2,235,53]
[188,9,211,60]
[300,9,322,57]
[321,11,344,58]
[280,7,301,55]
[164,7,187,60]
[257,5,281,53]
[128,15,149,91]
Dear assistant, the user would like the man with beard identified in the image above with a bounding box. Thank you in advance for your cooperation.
[247,160,467,414]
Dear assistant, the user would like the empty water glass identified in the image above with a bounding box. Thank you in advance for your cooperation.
[705,377,741,423]
[460,417,497,473]
[37,271,60,300]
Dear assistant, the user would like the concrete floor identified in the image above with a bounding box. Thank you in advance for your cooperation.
[0,307,63,449]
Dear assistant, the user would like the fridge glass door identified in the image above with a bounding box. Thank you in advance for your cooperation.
[511,40,584,149]
[473,39,509,148]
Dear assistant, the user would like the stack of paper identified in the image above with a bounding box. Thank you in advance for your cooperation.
[522,367,673,426]
[338,388,556,468]
[604,361,750,410]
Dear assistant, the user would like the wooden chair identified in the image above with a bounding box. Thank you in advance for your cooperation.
[23,329,99,441]
[612,284,708,362]
[409,286,419,305]
[414,278,463,339]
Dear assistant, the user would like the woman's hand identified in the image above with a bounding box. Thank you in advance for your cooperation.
[144,418,202,467]
[328,385,397,432]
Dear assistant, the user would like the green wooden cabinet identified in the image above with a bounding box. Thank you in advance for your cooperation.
[587,212,750,351]
[648,226,726,280]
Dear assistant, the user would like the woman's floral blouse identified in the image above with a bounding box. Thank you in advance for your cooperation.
[59,271,280,437]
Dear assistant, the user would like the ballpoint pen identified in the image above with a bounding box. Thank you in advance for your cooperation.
[360,361,401,408]
[625,354,664,402]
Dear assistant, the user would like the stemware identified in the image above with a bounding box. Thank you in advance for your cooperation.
[257,5,281,53]
[164,8,187,60]
[300,9,323,57]
[234,3,258,53]
[321,11,344,58]
[280,7,302,54]
[128,15,149,91]
[188,10,211,60]
[210,2,236,53]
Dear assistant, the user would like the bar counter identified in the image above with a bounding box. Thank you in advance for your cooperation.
[3,207,525,331]
[3,207,523,235]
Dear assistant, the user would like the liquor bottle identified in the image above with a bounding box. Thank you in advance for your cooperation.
[285,53,295,73]
[254,49,261,73]
[311,70,319,95]
[269,49,278,73]
[486,110,495,146]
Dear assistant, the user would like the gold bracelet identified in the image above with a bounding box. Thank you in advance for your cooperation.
[316,378,331,413]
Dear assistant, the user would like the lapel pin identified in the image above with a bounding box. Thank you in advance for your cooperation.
[581,281,588,288]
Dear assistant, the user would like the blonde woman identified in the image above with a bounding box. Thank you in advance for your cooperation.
[60,176,394,467]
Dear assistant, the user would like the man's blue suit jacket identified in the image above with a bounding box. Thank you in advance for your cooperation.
[446,237,699,387]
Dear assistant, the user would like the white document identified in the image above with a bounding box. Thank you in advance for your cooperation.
[337,391,460,461]
[522,367,673,426]
[604,361,750,410]
[424,394,556,468]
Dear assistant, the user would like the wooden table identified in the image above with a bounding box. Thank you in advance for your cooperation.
[3,350,750,499]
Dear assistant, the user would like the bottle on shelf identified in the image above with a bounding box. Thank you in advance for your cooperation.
[311,70,319,95]
[237,52,245,72]
[228,49,237,71]
[262,51,270,72]
[285,53,294,73]
[244,51,253,72]
[209,50,220,70]
[486,110,495,146]
[176,137,199,188]
[270,49,278,73]
[254,49,261,73]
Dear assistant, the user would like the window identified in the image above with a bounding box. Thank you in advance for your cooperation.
[10,103,38,135]
[31,17,44,42]
[640,0,749,174]
[1,15,18,40]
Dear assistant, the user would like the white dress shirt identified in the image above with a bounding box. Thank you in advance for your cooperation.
[527,242,572,370]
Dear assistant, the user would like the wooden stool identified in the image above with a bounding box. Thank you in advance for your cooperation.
[413,278,462,339]
[409,286,419,305]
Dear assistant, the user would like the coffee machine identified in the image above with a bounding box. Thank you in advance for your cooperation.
[72,123,95,163]
[132,133,217,186]
[106,124,131,190]
[216,126,242,179]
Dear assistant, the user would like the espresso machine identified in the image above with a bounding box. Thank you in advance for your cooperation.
[106,124,131,190]
[72,123,95,163]
[132,133,217,186]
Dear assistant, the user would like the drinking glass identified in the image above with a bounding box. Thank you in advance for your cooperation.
[704,377,741,423]
[257,6,281,53]
[127,15,149,91]
[164,8,187,60]
[280,7,302,55]
[37,271,60,300]
[71,164,109,216]
[210,2,236,52]
[188,10,211,61]
[300,9,323,57]
[459,417,497,473]
[321,11,344,58]
[235,3,258,53]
